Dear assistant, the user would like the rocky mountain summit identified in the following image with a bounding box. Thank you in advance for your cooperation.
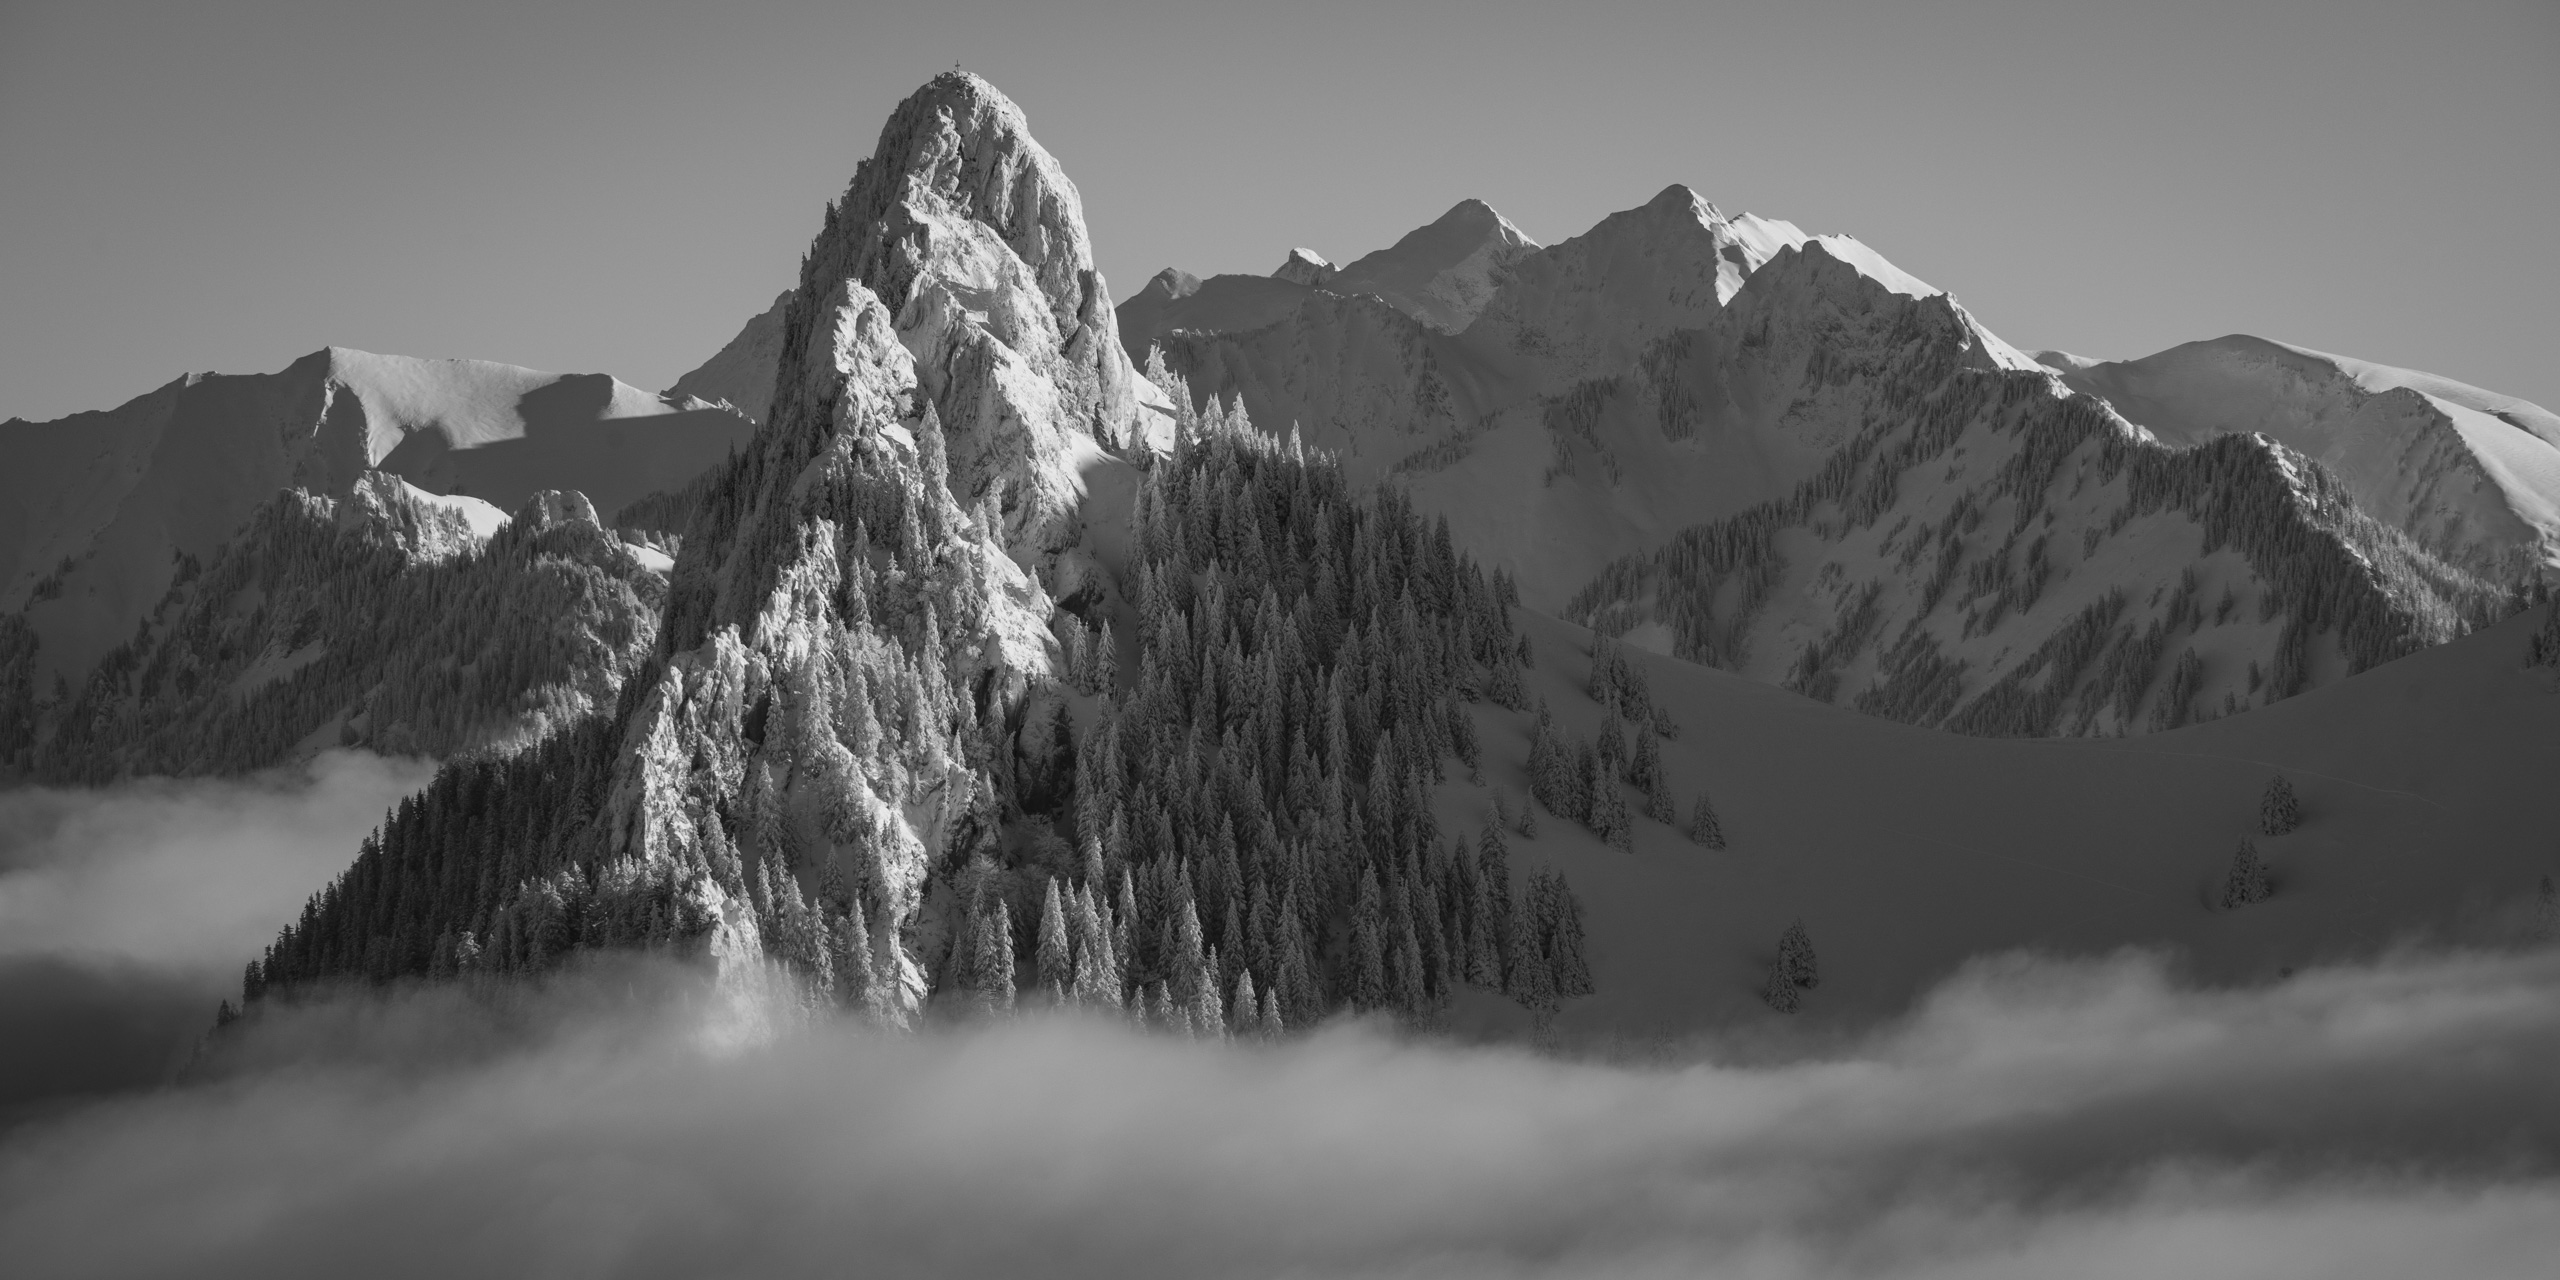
[239,73,1587,1040]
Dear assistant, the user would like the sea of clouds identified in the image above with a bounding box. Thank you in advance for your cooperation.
[2,758,2557,1278]
[0,752,434,1123]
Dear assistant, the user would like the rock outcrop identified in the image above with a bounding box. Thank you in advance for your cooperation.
[596,72,1166,1021]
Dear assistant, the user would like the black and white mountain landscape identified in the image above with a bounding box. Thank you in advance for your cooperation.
[3,14,2557,1277]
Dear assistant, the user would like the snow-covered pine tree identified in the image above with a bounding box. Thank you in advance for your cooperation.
[2260,773,2302,836]
[1643,769,1676,826]
[2223,836,2271,908]
[1508,894,1558,1014]
[833,901,878,1017]
[1544,872,1595,997]
[974,893,1017,1014]
[1687,791,1726,849]
[1630,727,1660,791]
[1258,984,1284,1038]
[1192,943,1226,1038]
[1036,878,1073,1002]
[1596,768,1633,852]
[1572,739,1601,826]
[1777,919,1818,990]
[1231,968,1258,1038]
[1762,961,1801,1013]
[1351,868,1387,1010]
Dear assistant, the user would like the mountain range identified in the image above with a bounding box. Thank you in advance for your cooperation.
[4,72,2554,1041]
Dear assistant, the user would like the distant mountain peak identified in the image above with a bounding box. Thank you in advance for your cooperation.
[1273,248,1335,288]
[1327,197,1541,332]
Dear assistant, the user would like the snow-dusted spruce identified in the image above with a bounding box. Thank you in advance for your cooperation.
[238,75,1596,1033]
[1778,919,1819,990]
[1761,919,1819,1013]
[2260,773,2303,837]
[1686,791,1726,850]
[2223,837,2272,909]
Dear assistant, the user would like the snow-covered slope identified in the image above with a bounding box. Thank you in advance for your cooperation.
[2036,336,2560,576]
[1450,602,2560,1040]
[669,292,790,425]
[0,349,753,684]
[1131,187,2531,735]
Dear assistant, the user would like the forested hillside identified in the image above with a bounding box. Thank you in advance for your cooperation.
[240,401,1602,1032]
[2,474,668,781]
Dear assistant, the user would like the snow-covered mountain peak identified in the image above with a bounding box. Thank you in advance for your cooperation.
[797,70,1151,561]
[1141,266,1203,301]
[2043,334,2560,574]
[1329,198,1542,333]
[1273,249,1335,288]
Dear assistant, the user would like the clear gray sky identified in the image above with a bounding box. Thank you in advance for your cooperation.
[2,0,2552,423]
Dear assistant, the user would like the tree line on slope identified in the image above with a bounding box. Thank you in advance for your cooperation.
[2,482,664,783]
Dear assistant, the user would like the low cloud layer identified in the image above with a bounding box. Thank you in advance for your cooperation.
[3,946,2556,1279]
[0,753,434,1123]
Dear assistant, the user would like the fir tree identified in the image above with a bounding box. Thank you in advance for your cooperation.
[1595,769,1633,852]
[973,893,1017,1014]
[1231,968,1259,1038]
[1762,961,1801,1013]
[1258,984,1284,1038]
[1036,878,1073,1002]
[2223,836,2271,908]
[1529,870,1595,997]
[1777,919,1818,990]
[1687,792,1726,849]
[1630,728,1662,792]
[1508,895,1557,1015]
[1191,944,1226,1038]
[834,903,878,1017]
[2260,773,2302,836]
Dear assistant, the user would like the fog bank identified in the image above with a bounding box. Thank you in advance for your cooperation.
[3,946,2555,1279]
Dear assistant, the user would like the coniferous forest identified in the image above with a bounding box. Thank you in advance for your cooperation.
[239,396,1606,1033]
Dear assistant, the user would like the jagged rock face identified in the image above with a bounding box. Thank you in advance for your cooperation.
[788,71,1154,565]
[604,74,1157,1020]
[8,475,666,780]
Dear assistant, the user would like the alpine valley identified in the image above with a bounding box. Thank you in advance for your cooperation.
[8,72,2557,1046]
